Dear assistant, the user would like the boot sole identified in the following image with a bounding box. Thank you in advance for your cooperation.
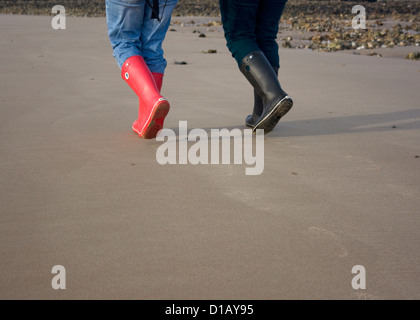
[252,96,293,134]
[132,98,170,139]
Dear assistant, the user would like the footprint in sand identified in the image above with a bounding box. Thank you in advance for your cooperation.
[351,291,379,300]
[304,226,349,258]
[345,155,381,170]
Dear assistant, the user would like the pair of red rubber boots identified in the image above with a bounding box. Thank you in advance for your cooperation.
[121,56,169,139]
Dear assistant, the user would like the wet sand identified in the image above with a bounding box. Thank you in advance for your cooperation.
[0,15,419,299]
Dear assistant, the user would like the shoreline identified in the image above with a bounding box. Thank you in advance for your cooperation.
[1,0,419,56]
[1,12,419,60]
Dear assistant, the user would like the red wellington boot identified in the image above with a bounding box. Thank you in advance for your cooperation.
[121,56,170,139]
[131,72,165,138]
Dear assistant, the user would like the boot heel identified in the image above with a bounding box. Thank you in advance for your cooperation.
[141,99,170,139]
[253,96,293,134]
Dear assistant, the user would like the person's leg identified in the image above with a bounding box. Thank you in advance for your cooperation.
[105,0,146,68]
[246,0,288,127]
[141,0,178,74]
[106,0,176,139]
[128,0,178,138]
[219,0,292,133]
[219,0,260,67]
[255,0,288,69]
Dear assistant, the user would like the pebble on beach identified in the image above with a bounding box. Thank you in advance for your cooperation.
[1,0,419,53]
[406,52,420,60]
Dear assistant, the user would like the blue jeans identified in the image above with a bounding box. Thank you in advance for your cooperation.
[106,0,178,73]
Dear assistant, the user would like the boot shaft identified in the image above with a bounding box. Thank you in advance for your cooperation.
[240,51,286,104]
[121,56,163,105]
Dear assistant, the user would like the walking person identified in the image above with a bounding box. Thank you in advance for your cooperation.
[219,0,293,133]
[106,0,178,139]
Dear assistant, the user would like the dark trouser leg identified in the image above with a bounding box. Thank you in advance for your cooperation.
[219,0,287,68]
[255,0,288,69]
[219,0,260,67]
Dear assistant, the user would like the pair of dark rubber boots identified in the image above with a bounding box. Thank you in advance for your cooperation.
[241,51,293,133]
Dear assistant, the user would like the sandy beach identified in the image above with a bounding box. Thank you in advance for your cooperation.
[0,14,419,300]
